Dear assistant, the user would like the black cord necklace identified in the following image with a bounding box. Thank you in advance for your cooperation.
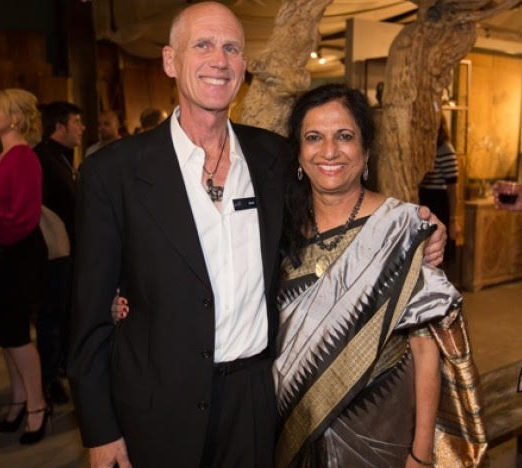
[203,132,228,202]
[310,187,365,251]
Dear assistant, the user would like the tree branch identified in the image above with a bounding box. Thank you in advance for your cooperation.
[241,0,334,133]
[454,0,521,22]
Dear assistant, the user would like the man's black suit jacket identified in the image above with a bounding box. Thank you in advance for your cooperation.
[68,119,287,465]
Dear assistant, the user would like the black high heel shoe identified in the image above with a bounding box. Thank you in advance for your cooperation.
[19,407,51,445]
[0,402,26,432]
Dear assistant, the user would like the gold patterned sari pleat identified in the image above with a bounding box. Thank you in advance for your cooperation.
[430,311,488,467]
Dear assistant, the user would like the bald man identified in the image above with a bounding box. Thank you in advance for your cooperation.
[85,110,121,157]
[69,4,285,467]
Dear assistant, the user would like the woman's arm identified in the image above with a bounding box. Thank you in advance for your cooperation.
[0,147,42,245]
[407,334,440,467]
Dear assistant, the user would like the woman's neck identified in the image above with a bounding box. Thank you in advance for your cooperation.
[312,187,364,233]
[0,131,27,159]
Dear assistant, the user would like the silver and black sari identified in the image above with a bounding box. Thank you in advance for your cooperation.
[274,198,486,468]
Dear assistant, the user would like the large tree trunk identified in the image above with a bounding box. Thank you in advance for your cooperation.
[240,0,333,135]
[377,0,520,201]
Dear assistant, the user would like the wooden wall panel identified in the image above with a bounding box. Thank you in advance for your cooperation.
[0,31,71,103]
[66,0,98,148]
[463,200,522,290]
[466,51,522,180]
[96,41,121,113]
[148,66,176,114]
[120,52,175,133]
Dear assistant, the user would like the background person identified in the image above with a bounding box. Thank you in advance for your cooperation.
[85,110,121,157]
[0,88,50,444]
[34,101,84,405]
[418,114,460,264]
[137,107,168,133]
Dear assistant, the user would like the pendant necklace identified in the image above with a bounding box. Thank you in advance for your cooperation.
[203,131,228,202]
[310,186,365,252]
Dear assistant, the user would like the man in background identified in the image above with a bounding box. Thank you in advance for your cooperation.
[34,101,84,405]
[138,107,167,133]
[85,110,121,157]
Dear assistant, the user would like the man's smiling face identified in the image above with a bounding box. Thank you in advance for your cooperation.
[164,3,246,115]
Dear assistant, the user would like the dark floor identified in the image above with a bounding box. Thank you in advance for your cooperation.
[1,281,521,467]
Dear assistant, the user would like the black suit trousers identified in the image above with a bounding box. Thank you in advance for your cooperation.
[117,358,277,468]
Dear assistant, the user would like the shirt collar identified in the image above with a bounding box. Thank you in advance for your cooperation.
[44,138,75,164]
[170,106,243,169]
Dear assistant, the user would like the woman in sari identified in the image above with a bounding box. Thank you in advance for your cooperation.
[274,84,486,468]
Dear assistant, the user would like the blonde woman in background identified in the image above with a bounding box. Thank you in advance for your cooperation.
[0,89,50,444]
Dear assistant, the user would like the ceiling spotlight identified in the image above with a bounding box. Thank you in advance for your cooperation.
[310,51,318,59]
[319,57,327,65]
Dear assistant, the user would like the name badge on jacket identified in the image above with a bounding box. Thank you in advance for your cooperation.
[233,197,257,211]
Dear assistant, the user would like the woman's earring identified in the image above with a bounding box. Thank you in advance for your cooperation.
[297,165,304,181]
[363,161,369,181]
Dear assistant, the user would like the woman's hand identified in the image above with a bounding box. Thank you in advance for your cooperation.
[111,289,129,323]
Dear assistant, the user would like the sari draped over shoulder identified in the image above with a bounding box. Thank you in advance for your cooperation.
[274,198,486,468]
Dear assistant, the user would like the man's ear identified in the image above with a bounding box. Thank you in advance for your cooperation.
[53,122,65,138]
[163,45,177,79]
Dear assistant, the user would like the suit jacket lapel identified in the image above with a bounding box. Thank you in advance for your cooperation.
[133,121,211,291]
[234,125,284,297]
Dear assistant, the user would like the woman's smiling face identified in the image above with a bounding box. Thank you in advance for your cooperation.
[299,99,367,198]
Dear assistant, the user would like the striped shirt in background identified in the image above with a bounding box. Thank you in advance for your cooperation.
[419,141,458,190]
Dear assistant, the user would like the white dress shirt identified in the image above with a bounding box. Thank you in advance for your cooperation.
[170,109,268,362]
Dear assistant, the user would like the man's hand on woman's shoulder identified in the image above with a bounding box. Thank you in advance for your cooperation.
[418,206,446,267]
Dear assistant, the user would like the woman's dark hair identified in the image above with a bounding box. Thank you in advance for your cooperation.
[283,83,375,264]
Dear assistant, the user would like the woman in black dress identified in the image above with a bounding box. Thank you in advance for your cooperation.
[0,88,49,444]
